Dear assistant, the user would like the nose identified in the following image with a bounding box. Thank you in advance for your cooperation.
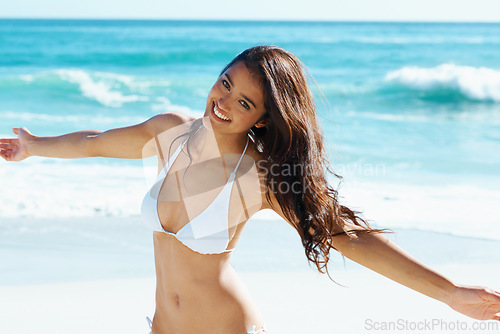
[217,94,231,111]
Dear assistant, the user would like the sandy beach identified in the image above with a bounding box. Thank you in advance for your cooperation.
[1,217,499,334]
[1,266,499,334]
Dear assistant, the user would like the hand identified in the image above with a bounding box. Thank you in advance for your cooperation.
[0,127,33,161]
[448,284,500,321]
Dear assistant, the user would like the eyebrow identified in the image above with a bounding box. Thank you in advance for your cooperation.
[225,73,257,109]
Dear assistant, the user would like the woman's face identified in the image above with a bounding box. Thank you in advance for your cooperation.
[204,61,268,135]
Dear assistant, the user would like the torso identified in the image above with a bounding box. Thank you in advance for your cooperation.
[145,117,269,333]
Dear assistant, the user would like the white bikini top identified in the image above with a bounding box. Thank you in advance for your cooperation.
[141,133,249,255]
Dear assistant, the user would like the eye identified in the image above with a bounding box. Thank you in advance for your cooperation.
[222,79,230,90]
[239,100,251,110]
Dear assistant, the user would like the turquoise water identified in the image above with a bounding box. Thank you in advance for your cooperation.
[1,19,500,239]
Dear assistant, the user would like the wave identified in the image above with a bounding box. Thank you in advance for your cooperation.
[0,69,167,108]
[344,111,431,123]
[0,101,202,126]
[343,106,500,125]
[0,160,150,218]
[151,97,204,117]
[384,64,500,103]
[54,69,149,107]
[0,68,203,123]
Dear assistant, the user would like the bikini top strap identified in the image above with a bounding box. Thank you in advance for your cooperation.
[231,136,250,177]
[166,126,202,167]
[156,130,194,180]
[161,131,249,180]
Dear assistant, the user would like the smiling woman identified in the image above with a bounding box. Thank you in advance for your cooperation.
[1,45,499,334]
[204,61,269,134]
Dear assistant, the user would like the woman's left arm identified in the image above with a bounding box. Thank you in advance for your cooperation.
[331,229,500,321]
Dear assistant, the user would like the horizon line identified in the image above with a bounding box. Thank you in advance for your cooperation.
[1,17,500,24]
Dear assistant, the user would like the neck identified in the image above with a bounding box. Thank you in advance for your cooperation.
[192,125,249,161]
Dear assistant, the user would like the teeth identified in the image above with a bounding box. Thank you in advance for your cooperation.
[214,106,230,121]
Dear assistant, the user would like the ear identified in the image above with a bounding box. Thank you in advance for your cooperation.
[254,117,269,128]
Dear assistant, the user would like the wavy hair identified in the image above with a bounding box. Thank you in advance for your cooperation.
[221,45,388,278]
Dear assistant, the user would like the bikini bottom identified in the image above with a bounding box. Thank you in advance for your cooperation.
[146,316,269,333]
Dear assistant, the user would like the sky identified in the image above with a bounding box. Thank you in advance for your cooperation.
[1,0,500,22]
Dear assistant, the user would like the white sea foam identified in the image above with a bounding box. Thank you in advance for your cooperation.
[152,96,204,117]
[1,110,84,122]
[339,179,500,241]
[0,160,149,218]
[91,71,135,86]
[54,69,149,107]
[12,70,185,109]
[19,74,34,83]
[385,64,500,102]
[344,105,500,125]
[2,157,499,241]
[345,110,431,123]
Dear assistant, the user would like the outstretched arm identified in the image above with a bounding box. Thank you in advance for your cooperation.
[0,112,191,161]
[266,193,500,321]
[330,228,500,321]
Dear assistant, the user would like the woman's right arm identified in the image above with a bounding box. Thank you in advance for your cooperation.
[263,191,500,321]
[0,112,191,161]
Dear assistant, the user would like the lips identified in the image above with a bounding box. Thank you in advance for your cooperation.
[212,103,231,122]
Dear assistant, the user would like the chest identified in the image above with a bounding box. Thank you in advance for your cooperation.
[155,150,253,235]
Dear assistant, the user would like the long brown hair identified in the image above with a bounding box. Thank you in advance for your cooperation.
[222,46,388,278]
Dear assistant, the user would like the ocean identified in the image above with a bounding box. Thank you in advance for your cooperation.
[1,20,499,283]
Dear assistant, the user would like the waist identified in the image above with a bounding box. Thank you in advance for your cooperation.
[153,266,263,334]
[155,272,237,307]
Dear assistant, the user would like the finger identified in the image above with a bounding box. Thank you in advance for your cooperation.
[0,138,18,144]
[0,150,9,161]
[12,127,19,134]
[0,143,14,149]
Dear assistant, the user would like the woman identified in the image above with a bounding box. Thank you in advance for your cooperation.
[1,45,499,334]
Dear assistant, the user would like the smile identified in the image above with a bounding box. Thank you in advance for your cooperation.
[213,105,231,121]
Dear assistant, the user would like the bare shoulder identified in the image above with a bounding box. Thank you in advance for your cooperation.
[147,112,197,136]
[242,145,268,198]
[261,181,296,228]
[246,148,296,228]
[243,145,291,224]
[139,112,198,160]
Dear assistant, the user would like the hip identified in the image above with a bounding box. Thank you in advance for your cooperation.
[146,316,269,334]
